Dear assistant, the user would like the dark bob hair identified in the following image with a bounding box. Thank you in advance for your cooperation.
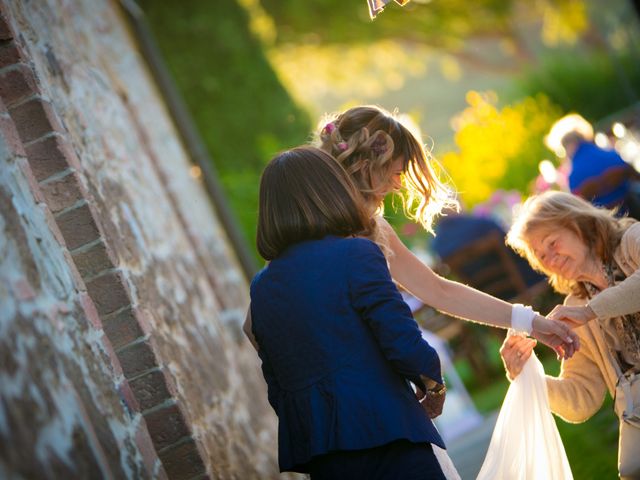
[257,146,375,260]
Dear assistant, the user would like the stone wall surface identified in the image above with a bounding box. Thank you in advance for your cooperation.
[0,0,281,478]
[0,100,158,479]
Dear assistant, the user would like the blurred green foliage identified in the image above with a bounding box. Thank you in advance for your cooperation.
[260,0,512,47]
[138,0,311,257]
[512,51,640,123]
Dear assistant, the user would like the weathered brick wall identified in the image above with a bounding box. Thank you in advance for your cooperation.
[0,0,282,478]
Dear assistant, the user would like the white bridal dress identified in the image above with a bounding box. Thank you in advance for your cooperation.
[476,336,573,480]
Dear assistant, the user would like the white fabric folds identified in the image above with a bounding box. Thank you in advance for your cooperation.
[476,346,573,480]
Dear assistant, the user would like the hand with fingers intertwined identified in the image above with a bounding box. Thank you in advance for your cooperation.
[530,314,580,360]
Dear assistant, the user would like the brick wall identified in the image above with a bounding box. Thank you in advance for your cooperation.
[0,1,283,478]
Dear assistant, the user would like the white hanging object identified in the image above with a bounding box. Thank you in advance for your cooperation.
[476,348,573,480]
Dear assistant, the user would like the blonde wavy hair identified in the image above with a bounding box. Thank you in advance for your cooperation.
[315,105,456,234]
[507,191,635,297]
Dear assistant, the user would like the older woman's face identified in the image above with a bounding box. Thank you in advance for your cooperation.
[528,227,590,280]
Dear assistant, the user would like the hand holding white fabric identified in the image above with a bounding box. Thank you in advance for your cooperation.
[477,333,573,480]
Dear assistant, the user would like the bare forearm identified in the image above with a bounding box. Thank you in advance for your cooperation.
[410,275,513,328]
[382,218,512,328]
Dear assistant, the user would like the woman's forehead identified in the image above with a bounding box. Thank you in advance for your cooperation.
[527,226,559,245]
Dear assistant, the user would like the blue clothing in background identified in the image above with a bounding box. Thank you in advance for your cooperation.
[250,236,444,473]
[569,141,630,207]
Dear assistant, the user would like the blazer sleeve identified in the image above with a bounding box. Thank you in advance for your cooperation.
[249,285,281,412]
[588,222,640,318]
[347,238,442,387]
[257,346,281,412]
[546,295,608,423]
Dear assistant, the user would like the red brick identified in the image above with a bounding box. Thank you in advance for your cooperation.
[25,134,80,181]
[71,239,115,281]
[0,10,14,40]
[79,292,103,330]
[117,380,140,415]
[143,403,191,452]
[0,42,22,69]
[0,64,38,107]
[135,422,167,480]
[85,270,130,316]
[100,335,124,378]
[157,438,206,480]
[62,249,86,291]
[39,170,85,213]
[55,201,101,251]
[115,338,158,379]
[9,97,62,144]
[102,307,145,351]
[41,204,67,247]
[0,113,25,156]
[128,369,174,412]
[16,157,43,203]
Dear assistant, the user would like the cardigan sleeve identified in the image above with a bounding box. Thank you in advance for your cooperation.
[588,222,640,318]
[347,238,442,388]
[546,295,608,423]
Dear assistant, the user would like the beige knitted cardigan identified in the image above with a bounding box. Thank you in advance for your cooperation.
[546,222,640,423]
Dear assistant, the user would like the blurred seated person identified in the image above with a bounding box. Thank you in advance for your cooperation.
[546,113,640,219]
[431,212,545,300]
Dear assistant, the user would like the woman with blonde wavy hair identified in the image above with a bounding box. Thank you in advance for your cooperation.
[500,190,640,478]
[311,105,577,353]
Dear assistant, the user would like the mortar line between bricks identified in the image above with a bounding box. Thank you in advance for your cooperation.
[83,266,119,284]
[0,62,25,76]
[126,366,161,384]
[38,167,74,185]
[141,398,177,418]
[155,434,192,455]
[69,237,103,255]
[114,334,151,354]
[52,198,87,218]
[22,130,63,148]
[6,93,43,109]
[100,303,133,321]
[126,366,161,383]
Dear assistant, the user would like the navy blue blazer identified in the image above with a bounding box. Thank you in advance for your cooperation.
[250,236,445,473]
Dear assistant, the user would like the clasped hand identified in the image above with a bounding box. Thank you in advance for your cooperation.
[415,378,445,419]
[531,314,580,360]
[546,304,597,327]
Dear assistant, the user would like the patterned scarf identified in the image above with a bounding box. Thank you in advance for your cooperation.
[584,262,640,373]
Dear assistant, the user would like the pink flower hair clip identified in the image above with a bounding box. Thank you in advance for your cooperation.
[337,142,348,152]
[371,137,388,155]
[324,122,336,134]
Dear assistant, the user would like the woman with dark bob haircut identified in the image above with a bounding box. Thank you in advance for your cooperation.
[249,146,450,479]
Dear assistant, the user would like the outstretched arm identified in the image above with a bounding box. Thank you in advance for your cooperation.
[380,219,579,356]
[383,218,511,327]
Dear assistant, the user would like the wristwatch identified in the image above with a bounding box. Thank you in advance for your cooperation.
[427,382,447,396]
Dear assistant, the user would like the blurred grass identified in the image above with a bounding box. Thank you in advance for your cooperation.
[137,0,311,260]
[464,350,618,478]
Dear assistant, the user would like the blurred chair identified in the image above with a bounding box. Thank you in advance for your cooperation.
[431,221,551,386]
[438,229,548,305]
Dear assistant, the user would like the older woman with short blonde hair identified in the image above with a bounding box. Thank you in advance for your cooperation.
[501,190,640,478]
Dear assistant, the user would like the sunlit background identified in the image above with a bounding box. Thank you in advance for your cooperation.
[138,1,639,477]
